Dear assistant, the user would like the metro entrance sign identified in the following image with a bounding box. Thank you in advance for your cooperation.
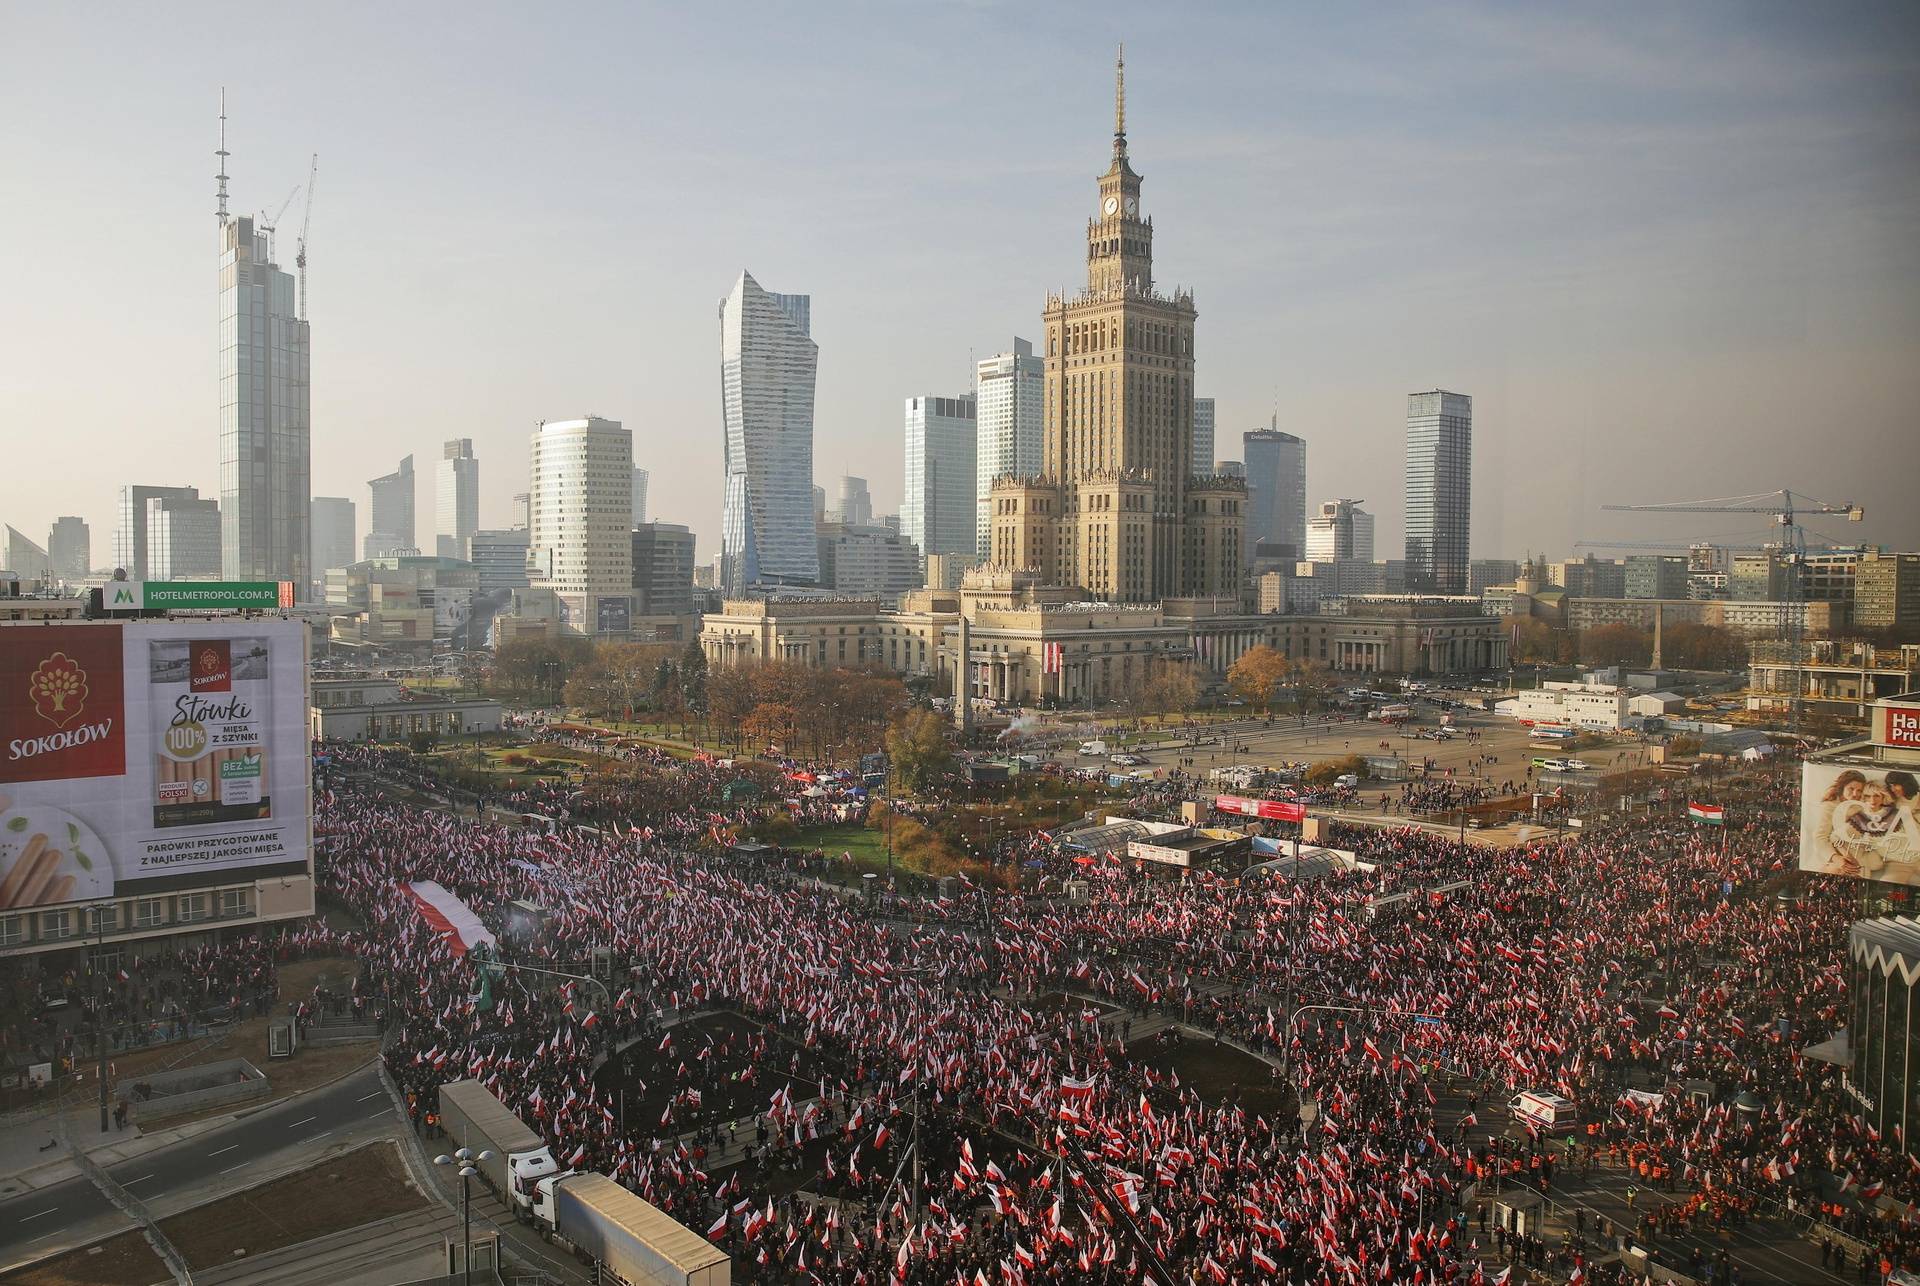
[104,581,295,612]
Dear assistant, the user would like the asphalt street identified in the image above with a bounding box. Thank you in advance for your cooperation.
[0,1060,391,1269]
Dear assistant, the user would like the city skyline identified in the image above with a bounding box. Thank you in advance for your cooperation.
[3,4,1918,567]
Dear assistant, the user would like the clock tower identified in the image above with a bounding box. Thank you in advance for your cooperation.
[1089,47,1151,297]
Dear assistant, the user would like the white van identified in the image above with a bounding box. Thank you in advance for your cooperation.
[1078,740,1108,757]
[1509,1090,1578,1134]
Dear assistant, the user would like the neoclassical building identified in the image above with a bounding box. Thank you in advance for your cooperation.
[987,53,1244,603]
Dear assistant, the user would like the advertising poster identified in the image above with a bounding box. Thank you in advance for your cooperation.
[1799,758,1920,883]
[0,619,310,912]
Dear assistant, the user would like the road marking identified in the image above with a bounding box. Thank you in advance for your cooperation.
[356,1091,383,1103]
[123,1174,156,1187]
[209,1144,238,1157]
[221,1162,249,1174]
[288,1115,317,1128]
[366,1110,393,1122]
[18,1207,58,1222]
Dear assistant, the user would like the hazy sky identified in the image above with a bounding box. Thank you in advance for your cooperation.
[4,2,1917,569]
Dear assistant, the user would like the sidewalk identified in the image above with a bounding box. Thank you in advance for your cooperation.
[0,1100,244,1200]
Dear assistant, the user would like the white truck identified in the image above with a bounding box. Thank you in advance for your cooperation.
[534,1171,730,1285]
[437,1078,561,1221]
[1078,740,1108,757]
[1508,1090,1578,1134]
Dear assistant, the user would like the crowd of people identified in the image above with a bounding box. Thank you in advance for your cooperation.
[280,735,1917,1285]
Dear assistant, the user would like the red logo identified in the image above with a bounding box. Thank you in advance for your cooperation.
[190,641,232,693]
[1884,704,1920,750]
[28,653,89,729]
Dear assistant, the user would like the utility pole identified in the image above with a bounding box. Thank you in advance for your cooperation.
[910,1081,922,1228]
[95,904,111,1132]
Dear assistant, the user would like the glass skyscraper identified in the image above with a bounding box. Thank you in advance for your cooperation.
[720,271,818,593]
[437,438,479,560]
[902,395,977,567]
[364,455,415,559]
[974,338,1044,558]
[1404,390,1472,594]
[218,214,310,590]
[118,485,202,580]
[1243,427,1307,562]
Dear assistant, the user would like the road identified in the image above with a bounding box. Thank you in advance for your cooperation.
[0,1061,392,1271]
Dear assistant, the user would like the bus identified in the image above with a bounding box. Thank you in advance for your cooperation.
[1527,725,1577,745]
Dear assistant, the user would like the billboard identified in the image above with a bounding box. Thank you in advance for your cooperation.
[1879,702,1920,751]
[1800,758,1920,881]
[0,619,310,910]
[1213,794,1307,822]
[103,581,296,612]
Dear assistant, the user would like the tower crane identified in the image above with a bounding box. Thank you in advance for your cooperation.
[296,154,317,320]
[1599,490,1863,738]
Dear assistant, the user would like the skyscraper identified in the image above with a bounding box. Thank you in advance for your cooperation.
[4,527,50,580]
[528,417,634,634]
[974,338,1045,558]
[1192,397,1216,474]
[902,396,978,566]
[1304,499,1374,562]
[987,51,1243,601]
[216,100,311,591]
[117,486,201,580]
[47,517,90,580]
[1403,390,1472,594]
[1243,427,1307,562]
[365,455,415,559]
[310,497,356,587]
[631,468,649,527]
[720,271,819,594]
[437,439,479,560]
[147,495,223,580]
[836,476,874,528]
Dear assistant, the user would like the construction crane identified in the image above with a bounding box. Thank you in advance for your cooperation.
[296,154,317,320]
[1599,490,1863,739]
[259,185,300,259]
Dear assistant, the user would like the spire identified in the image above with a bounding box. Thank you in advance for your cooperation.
[215,88,231,226]
[1113,44,1127,158]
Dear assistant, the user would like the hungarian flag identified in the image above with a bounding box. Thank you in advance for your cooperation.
[1687,802,1725,825]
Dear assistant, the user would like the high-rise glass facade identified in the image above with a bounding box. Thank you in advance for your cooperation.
[218,215,310,591]
[147,495,223,580]
[1243,429,1307,562]
[47,517,90,580]
[902,395,977,568]
[117,486,201,580]
[1305,499,1373,562]
[631,468,649,527]
[365,455,416,559]
[437,439,479,560]
[310,496,356,591]
[1404,390,1472,594]
[529,417,634,633]
[720,271,818,593]
[974,338,1044,558]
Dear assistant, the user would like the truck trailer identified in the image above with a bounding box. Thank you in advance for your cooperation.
[540,1172,730,1286]
[437,1078,560,1219]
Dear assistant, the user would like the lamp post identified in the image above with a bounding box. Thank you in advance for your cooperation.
[435,1144,497,1286]
[93,902,113,1133]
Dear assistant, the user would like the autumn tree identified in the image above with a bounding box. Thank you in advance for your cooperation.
[1661,622,1747,671]
[887,708,955,796]
[1506,616,1565,666]
[488,634,593,704]
[1125,656,1201,722]
[743,702,801,752]
[1578,623,1652,667]
[1227,645,1291,714]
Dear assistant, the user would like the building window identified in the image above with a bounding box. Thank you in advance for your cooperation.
[133,899,166,929]
[41,910,73,941]
[219,889,251,918]
[86,905,118,935]
[0,915,23,947]
[178,893,209,923]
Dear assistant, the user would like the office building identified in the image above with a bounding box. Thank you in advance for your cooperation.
[987,54,1243,601]
[1801,550,1863,606]
[1244,427,1307,566]
[1404,389,1472,594]
[1305,500,1374,563]
[1216,460,1244,479]
[1729,551,1786,602]
[975,338,1045,558]
[216,106,310,590]
[1625,554,1690,600]
[470,528,532,593]
[1192,397,1215,473]
[146,494,223,580]
[631,522,696,616]
[46,518,89,580]
[116,486,201,580]
[512,492,530,530]
[924,552,982,592]
[831,476,872,528]
[720,270,819,593]
[310,497,357,592]
[437,439,479,560]
[528,416,634,634]
[817,523,921,599]
[4,527,49,580]
[1855,550,1920,631]
[902,395,977,565]
[631,468,649,527]
[1553,555,1627,599]
[1468,558,1520,597]
[365,455,416,559]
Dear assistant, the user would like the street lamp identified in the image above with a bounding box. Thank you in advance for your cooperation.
[91,901,114,1133]
[435,1144,497,1286]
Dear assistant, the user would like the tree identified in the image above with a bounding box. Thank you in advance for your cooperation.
[1126,656,1201,722]
[1579,623,1652,667]
[679,640,709,717]
[1288,659,1336,714]
[1506,616,1562,666]
[743,702,800,752]
[887,708,955,796]
[707,664,756,747]
[1661,622,1747,671]
[488,634,593,704]
[1227,645,1291,714]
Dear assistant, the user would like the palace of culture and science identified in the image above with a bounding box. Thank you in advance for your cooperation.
[987,51,1245,604]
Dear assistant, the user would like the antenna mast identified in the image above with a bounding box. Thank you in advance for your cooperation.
[215,89,231,226]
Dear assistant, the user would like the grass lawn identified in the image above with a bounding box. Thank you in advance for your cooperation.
[787,823,899,874]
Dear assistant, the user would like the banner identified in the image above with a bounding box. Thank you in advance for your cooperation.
[1213,794,1306,823]
[406,880,497,957]
[0,619,311,910]
[103,581,294,612]
[1799,758,1920,882]
[1686,802,1725,826]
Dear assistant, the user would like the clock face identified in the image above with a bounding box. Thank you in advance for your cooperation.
[1103,196,1118,216]
[1124,196,1137,215]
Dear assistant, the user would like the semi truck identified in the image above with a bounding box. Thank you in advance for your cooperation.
[534,1171,730,1285]
[437,1078,560,1220]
